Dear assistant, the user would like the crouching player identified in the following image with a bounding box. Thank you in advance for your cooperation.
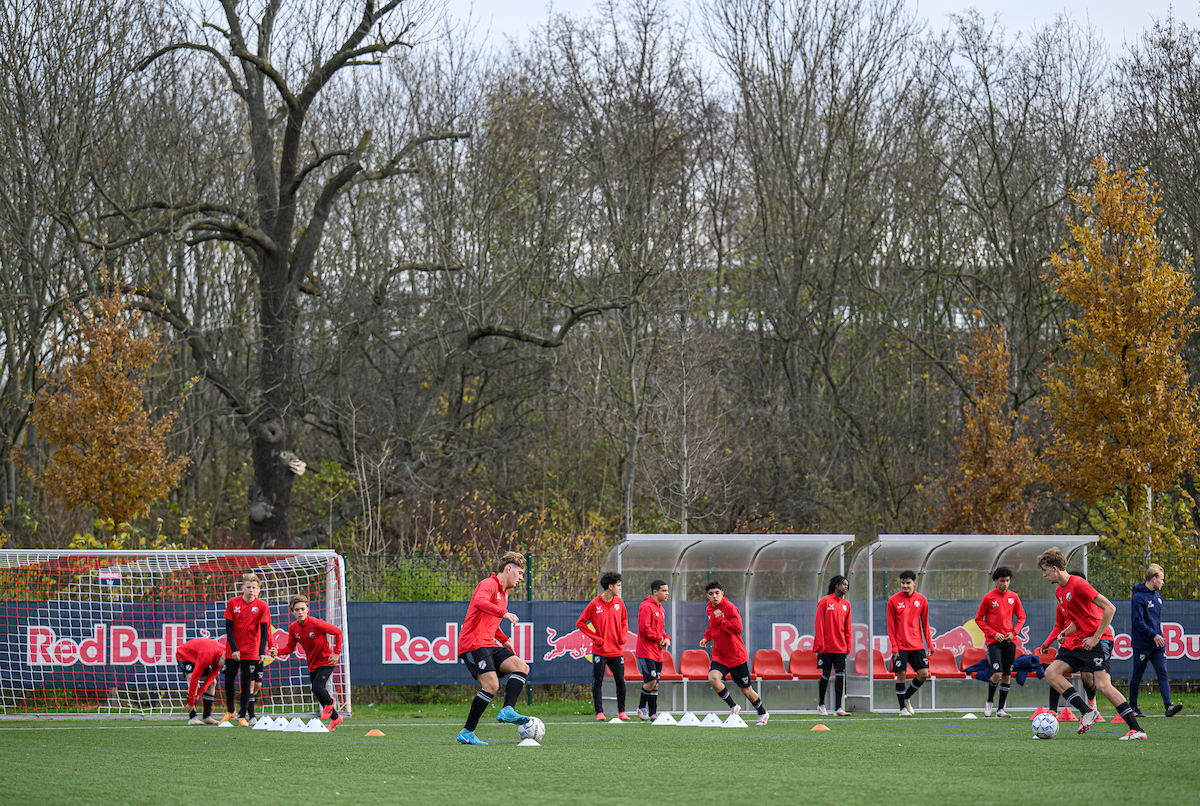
[177,636,225,724]
[271,594,345,730]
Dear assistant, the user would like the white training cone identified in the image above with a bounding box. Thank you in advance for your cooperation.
[283,717,306,732]
[217,720,234,727]
[699,712,724,727]
[723,713,748,728]
[265,717,283,731]
[608,715,625,722]
[252,718,272,731]
[677,712,702,726]
[273,716,290,729]
[652,712,677,725]
[518,738,542,746]
[304,717,327,733]
[961,713,979,719]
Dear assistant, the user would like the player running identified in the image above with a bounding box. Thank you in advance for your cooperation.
[577,571,630,721]
[635,579,671,721]
[699,580,769,725]
[886,570,933,715]
[1037,547,1147,739]
[455,551,531,745]
[222,573,272,726]
[177,636,225,724]
[974,566,1025,717]
[271,594,345,730]
[814,575,851,716]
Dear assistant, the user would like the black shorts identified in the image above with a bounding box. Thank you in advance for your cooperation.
[893,649,928,674]
[710,661,752,690]
[1058,643,1111,674]
[987,642,1017,675]
[636,657,663,684]
[224,658,264,682]
[459,645,516,680]
[816,653,847,675]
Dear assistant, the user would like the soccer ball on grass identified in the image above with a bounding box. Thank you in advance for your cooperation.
[1032,712,1059,739]
[518,717,546,742]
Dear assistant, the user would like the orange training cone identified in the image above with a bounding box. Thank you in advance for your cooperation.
[1056,708,1078,722]
[811,724,830,731]
[365,729,386,736]
[1111,713,1125,723]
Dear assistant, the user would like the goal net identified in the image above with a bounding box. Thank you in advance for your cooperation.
[0,549,350,718]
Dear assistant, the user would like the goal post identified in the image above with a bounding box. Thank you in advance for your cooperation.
[0,549,350,718]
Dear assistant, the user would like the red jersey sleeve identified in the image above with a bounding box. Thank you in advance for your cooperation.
[577,597,598,635]
[321,619,344,653]
[886,597,899,654]
[472,579,508,619]
[813,597,827,654]
[715,601,742,635]
[1012,595,1026,638]
[280,624,300,657]
[974,594,991,641]
[842,601,853,650]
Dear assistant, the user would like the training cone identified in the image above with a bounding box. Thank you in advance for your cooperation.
[283,717,306,732]
[677,712,702,726]
[217,720,234,727]
[252,718,272,731]
[1094,712,1107,723]
[518,738,541,746]
[304,718,327,733]
[365,729,386,736]
[811,724,831,731]
[652,712,677,725]
[273,716,290,729]
[1111,713,1125,723]
[961,713,978,719]
[1056,708,1078,722]
[723,713,748,728]
[699,713,724,727]
[266,717,284,731]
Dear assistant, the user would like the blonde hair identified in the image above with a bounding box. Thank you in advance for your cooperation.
[497,550,526,573]
[290,594,309,610]
[1036,547,1066,571]
[1146,563,1165,582]
[242,573,261,585]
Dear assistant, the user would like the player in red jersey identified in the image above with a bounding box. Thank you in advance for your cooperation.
[1037,547,1147,739]
[635,579,671,721]
[814,575,851,716]
[578,571,630,721]
[886,570,933,715]
[222,573,272,726]
[177,637,224,724]
[1036,571,1101,720]
[271,595,345,730]
[699,580,769,725]
[455,551,531,745]
[974,566,1026,717]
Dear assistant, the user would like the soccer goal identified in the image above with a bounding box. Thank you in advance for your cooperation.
[0,549,350,718]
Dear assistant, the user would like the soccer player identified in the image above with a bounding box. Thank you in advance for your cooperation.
[635,579,671,721]
[577,571,630,721]
[814,575,851,716]
[1036,572,1101,721]
[177,636,224,724]
[271,594,345,730]
[455,550,532,745]
[222,573,271,726]
[974,566,1025,717]
[1037,547,1147,739]
[886,570,933,715]
[1130,563,1183,718]
[699,580,769,725]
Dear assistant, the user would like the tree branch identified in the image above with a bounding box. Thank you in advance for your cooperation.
[136,42,247,99]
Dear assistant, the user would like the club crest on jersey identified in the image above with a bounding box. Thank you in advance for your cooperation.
[1007,598,1013,604]
[914,601,921,608]
[251,607,258,613]
[1065,592,1072,601]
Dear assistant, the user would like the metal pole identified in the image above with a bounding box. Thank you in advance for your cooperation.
[525,551,533,706]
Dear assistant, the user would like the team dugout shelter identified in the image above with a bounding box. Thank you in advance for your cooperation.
[604,533,1097,713]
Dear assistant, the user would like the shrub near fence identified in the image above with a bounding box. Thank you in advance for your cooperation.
[344,553,603,602]
[1087,554,1200,601]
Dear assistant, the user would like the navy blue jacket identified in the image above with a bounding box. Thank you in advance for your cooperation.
[1130,582,1163,651]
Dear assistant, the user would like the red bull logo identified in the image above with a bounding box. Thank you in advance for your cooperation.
[770,623,814,656]
[26,623,187,666]
[543,628,637,661]
[933,625,977,656]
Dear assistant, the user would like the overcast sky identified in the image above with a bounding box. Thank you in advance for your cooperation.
[442,0,1197,56]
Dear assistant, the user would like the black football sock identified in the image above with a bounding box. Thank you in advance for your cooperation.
[239,683,250,717]
[1084,682,1097,702]
[640,687,650,710]
[648,691,658,715]
[247,694,256,719]
[752,695,766,716]
[718,686,736,708]
[834,673,844,710]
[201,694,214,719]
[1064,689,1091,715]
[998,684,1010,710]
[896,682,907,708]
[503,673,526,709]
[189,709,197,719]
[225,665,237,713]
[819,675,829,707]
[904,678,926,700]
[465,690,492,732]
[987,682,997,704]
[1116,702,1143,732]
[1049,689,1060,711]
[616,679,626,713]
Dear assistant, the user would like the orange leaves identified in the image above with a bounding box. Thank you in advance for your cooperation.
[1041,158,1200,509]
[30,276,190,524]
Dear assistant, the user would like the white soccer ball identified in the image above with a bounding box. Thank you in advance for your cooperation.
[1032,712,1059,739]
[518,717,545,742]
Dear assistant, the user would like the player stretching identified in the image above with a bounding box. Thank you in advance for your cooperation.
[1037,547,1147,739]
[222,573,271,726]
[699,580,769,725]
[272,595,345,730]
[456,551,531,745]
[814,575,851,716]
[578,571,630,721]
[886,570,933,716]
[636,579,671,721]
[177,636,225,724]
[974,567,1025,717]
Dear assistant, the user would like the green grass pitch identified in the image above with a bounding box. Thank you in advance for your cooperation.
[4,696,1199,805]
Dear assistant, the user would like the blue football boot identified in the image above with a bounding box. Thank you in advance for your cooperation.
[495,705,531,725]
[456,728,487,745]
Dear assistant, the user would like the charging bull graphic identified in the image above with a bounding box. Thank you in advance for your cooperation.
[543,627,638,661]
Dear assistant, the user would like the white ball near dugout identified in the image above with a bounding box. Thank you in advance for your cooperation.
[1032,712,1059,739]
[518,717,546,742]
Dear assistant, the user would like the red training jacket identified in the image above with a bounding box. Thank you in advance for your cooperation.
[974,588,1027,646]
[224,596,271,660]
[459,574,511,654]
[886,591,932,654]
[280,617,344,672]
[703,597,748,667]
[177,637,225,710]
[635,596,669,661]
[577,594,628,658]
[814,593,852,654]
[1056,575,1104,642]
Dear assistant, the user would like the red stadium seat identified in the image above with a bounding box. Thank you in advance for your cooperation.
[788,649,823,680]
[928,648,967,678]
[679,649,712,681]
[752,649,791,681]
[1036,647,1057,666]
[659,650,682,682]
[961,647,987,670]
[854,648,901,680]
[624,650,642,682]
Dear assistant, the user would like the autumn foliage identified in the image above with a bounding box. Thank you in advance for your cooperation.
[1040,158,1200,510]
[936,323,1041,534]
[31,279,190,524]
